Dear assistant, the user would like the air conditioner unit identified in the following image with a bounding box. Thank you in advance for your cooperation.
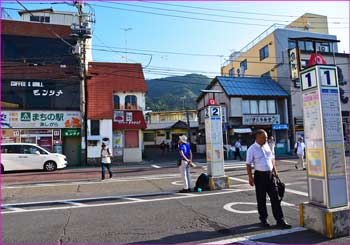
[72,43,81,55]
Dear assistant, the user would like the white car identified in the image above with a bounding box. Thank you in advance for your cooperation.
[1,143,68,173]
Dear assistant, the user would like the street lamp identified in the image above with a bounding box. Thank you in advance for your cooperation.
[121,27,132,62]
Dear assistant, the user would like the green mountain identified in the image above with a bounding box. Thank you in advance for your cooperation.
[146,74,212,111]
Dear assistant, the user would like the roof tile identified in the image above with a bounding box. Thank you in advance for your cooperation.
[216,76,288,97]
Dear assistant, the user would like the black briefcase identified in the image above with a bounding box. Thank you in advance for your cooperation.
[275,176,285,201]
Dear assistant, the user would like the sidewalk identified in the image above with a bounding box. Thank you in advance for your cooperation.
[68,148,298,170]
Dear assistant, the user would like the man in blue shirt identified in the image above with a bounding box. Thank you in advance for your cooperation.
[178,135,193,193]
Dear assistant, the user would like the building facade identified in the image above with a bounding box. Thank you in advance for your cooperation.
[87,62,147,163]
[196,77,289,157]
[221,13,350,153]
[1,20,82,165]
[144,110,198,147]
[18,8,93,62]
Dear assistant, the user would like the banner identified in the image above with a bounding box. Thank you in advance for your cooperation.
[1,110,81,128]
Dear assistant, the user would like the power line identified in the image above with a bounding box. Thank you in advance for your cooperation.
[86,3,349,30]
[4,63,350,90]
[3,63,350,93]
[92,43,224,58]
[4,1,349,20]
[105,1,349,25]
[140,0,349,20]
[88,3,271,28]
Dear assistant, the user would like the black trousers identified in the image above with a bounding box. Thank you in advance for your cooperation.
[254,170,284,222]
[234,149,242,160]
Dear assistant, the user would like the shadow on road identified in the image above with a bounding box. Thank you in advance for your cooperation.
[129,223,284,244]
[130,223,334,244]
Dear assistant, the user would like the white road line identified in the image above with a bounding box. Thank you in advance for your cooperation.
[230,177,308,196]
[2,174,182,189]
[230,176,249,183]
[2,192,175,207]
[151,164,161,169]
[223,201,296,214]
[2,189,248,214]
[280,160,298,163]
[62,201,87,206]
[123,197,143,201]
[285,181,305,186]
[204,227,307,244]
[284,188,308,197]
[2,206,26,211]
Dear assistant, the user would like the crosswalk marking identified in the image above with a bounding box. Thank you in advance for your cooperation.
[204,227,307,244]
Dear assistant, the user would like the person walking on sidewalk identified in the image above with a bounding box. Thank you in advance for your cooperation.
[101,143,113,180]
[294,137,306,170]
[178,135,193,193]
[246,129,292,229]
[234,139,243,161]
[268,136,276,157]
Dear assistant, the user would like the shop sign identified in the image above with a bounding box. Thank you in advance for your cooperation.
[242,115,280,125]
[1,111,81,129]
[272,124,288,130]
[113,110,146,129]
[2,80,80,110]
[63,128,81,137]
[114,111,140,125]
[289,48,300,81]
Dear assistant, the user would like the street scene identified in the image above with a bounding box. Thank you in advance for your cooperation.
[1,0,350,244]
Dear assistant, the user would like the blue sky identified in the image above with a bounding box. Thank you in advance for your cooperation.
[2,1,349,79]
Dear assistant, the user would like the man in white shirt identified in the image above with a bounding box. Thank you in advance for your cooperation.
[294,137,306,170]
[246,129,291,229]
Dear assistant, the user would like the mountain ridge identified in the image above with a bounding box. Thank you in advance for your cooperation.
[146,74,212,111]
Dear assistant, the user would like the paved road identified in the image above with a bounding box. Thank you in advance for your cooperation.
[2,159,349,244]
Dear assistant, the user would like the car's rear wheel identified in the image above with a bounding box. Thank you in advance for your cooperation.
[44,161,57,171]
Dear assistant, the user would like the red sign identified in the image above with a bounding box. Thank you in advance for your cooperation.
[208,99,217,106]
[113,110,147,129]
[306,53,327,68]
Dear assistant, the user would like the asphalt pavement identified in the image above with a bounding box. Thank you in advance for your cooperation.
[2,158,350,244]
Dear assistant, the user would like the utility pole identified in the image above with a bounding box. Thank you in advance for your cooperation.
[186,110,191,144]
[72,1,92,165]
[121,27,132,62]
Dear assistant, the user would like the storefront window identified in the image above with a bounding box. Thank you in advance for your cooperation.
[250,100,258,114]
[268,100,276,114]
[316,42,331,53]
[305,41,314,51]
[288,40,297,49]
[259,100,268,114]
[125,130,139,148]
[242,100,250,114]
